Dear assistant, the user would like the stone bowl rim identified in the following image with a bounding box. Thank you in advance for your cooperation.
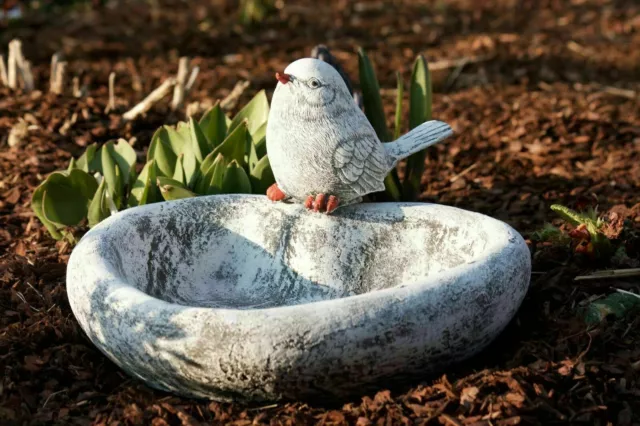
[67,194,525,314]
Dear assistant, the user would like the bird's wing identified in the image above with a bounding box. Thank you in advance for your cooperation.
[332,134,389,196]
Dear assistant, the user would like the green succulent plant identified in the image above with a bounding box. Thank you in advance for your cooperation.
[357,48,435,201]
[238,0,277,25]
[31,90,273,240]
[32,50,440,241]
[550,204,612,258]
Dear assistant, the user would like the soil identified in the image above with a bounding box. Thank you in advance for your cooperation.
[1,0,640,424]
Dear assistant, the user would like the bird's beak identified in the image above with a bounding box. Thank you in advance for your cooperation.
[275,72,291,85]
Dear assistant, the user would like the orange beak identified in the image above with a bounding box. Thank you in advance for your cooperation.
[276,72,291,84]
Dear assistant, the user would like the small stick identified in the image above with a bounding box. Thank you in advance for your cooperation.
[567,41,592,57]
[20,60,34,92]
[574,268,640,281]
[126,58,143,92]
[615,288,640,300]
[53,61,67,95]
[449,162,479,183]
[105,72,116,112]
[428,53,495,71]
[0,55,8,86]
[599,85,637,100]
[171,57,189,111]
[220,80,250,111]
[72,76,81,97]
[123,77,176,121]
[185,101,200,118]
[50,52,61,92]
[444,57,469,91]
[12,40,33,92]
[185,66,199,93]
[7,40,18,89]
[8,118,29,147]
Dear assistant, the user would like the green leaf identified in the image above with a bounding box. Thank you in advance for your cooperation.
[168,123,191,155]
[88,178,110,227]
[157,176,196,201]
[199,101,228,149]
[189,117,211,161]
[76,143,99,173]
[532,223,569,243]
[194,166,212,195]
[584,291,640,325]
[200,150,218,176]
[173,154,186,184]
[408,55,432,129]
[67,157,77,172]
[394,71,404,140]
[249,154,275,194]
[38,170,98,229]
[42,174,88,226]
[551,204,591,227]
[182,147,201,190]
[101,141,122,208]
[228,89,269,136]
[221,160,252,194]
[248,137,260,172]
[129,160,158,207]
[210,123,247,167]
[357,48,389,141]
[206,154,227,195]
[31,183,63,240]
[383,173,402,201]
[148,127,178,177]
[551,204,612,258]
[194,152,220,194]
[162,121,202,188]
[403,55,432,201]
[67,169,99,200]
[106,138,137,184]
[251,122,267,158]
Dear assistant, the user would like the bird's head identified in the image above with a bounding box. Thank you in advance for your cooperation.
[272,58,352,113]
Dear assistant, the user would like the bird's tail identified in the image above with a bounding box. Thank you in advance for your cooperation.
[384,120,453,166]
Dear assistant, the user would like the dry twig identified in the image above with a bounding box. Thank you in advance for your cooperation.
[171,57,189,111]
[105,72,116,113]
[7,40,19,89]
[49,52,61,93]
[8,119,30,148]
[52,61,67,95]
[220,80,250,111]
[0,55,8,86]
[574,268,640,281]
[123,77,176,121]
[185,66,200,93]
[20,60,34,92]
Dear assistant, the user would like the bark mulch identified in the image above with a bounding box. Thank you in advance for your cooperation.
[1,0,639,424]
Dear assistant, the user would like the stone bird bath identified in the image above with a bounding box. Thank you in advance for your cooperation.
[67,194,531,402]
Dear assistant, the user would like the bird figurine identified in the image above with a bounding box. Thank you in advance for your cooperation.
[266,58,453,214]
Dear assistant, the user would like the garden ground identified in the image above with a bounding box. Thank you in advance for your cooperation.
[1,0,640,424]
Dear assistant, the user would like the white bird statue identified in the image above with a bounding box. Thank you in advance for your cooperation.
[266,58,453,214]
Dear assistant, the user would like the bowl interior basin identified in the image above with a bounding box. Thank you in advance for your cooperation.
[97,196,501,309]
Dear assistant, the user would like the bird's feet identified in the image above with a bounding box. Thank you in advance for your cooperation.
[304,194,339,214]
[266,183,287,202]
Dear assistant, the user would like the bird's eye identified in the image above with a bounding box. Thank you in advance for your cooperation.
[308,78,321,89]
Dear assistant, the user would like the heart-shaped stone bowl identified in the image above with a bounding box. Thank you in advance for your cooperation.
[67,194,531,402]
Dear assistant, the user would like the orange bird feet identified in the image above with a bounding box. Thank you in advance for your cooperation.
[304,194,339,214]
[266,184,287,202]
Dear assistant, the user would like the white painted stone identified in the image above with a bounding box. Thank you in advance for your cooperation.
[66,194,531,402]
